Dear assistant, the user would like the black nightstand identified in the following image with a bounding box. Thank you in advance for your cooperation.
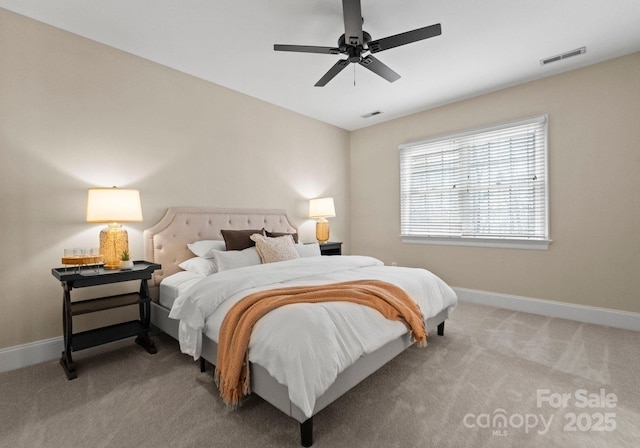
[319,241,342,256]
[51,261,161,380]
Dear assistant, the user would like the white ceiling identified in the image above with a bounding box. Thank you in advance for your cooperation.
[2,0,640,130]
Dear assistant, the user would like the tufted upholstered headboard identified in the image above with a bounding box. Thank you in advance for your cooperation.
[143,207,297,300]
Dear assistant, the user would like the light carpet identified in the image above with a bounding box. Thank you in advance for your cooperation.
[1,302,639,447]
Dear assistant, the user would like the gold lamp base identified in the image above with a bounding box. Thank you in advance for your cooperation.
[100,223,129,269]
[316,218,330,244]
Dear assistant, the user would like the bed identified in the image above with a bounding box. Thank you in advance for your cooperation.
[143,207,457,446]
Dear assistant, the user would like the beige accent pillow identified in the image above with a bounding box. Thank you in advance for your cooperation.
[250,234,300,264]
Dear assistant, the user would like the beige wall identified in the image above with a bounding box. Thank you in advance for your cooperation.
[1,8,638,352]
[351,52,640,313]
[0,10,350,349]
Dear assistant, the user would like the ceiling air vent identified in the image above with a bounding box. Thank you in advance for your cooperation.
[361,111,383,119]
[540,47,586,66]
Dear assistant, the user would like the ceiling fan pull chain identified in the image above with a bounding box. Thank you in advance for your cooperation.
[354,64,356,86]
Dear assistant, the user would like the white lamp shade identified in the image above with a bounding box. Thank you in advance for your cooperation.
[86,187,143,223]
[309,197,336,219]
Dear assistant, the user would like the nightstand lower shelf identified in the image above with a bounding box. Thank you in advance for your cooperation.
[61,320,157,379]
[70,320,155,352]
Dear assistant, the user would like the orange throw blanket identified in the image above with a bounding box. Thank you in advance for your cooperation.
[215,279,427,407]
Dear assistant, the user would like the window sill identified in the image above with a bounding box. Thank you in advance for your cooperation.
[401,236,552,250]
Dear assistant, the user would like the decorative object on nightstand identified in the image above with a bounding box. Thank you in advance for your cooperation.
[309,197,336,244]
[319,241,342,256]
[61,247,102,272]
[86,187,143,270]
[119,250,134,270]
[51,261,161,380]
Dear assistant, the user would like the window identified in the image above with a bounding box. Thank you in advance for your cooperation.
[400,115,550,249]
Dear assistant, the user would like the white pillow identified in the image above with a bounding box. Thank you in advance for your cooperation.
[250,234,299,264]
[211,247,262,271]
[187,240,226,258]
[295,243,321,258]
[179,257,218,276]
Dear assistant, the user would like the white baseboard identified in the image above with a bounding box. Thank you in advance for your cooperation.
[0,336,63,374]
[453,287,640,332]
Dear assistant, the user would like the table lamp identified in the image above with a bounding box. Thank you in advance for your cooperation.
[309,197,335,244]
[86,187,143,269]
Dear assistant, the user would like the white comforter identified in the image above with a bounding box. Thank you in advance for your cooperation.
[169,255,457,418]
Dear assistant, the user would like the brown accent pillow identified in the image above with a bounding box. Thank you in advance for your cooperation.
[265,230,299,243]
[221,228,265,251]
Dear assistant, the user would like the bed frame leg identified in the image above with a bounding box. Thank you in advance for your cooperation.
[437,321,445,336]
[199,357,206,372]
[300,417,313,447]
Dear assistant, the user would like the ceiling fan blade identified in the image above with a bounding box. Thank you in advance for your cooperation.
[359,55,401,83]
[342,0,363,46]
[274,44,340,55]
[368,23,442,53]
[315,59,350,87]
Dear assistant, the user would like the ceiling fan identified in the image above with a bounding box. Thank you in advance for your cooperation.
[274,0,442,87]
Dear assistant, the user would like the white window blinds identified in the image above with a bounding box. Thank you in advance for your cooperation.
[400,115,549,249]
